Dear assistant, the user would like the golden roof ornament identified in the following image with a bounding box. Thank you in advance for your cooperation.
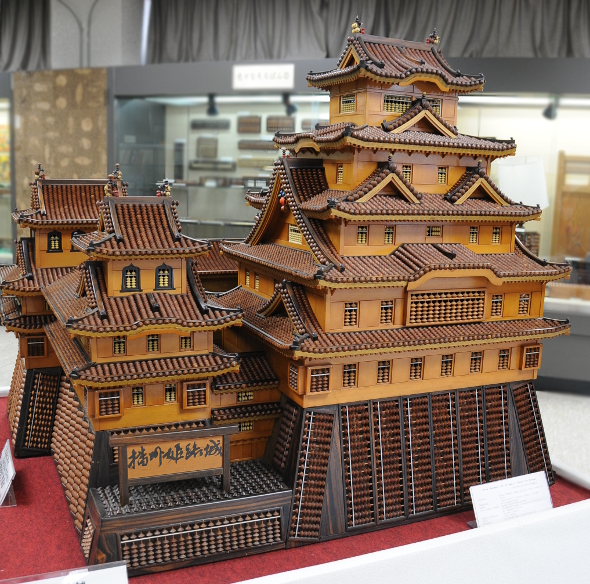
[426,28,440,45]
[34,163,45,181]
[157,179,171,197]
[351,16,362,34]
[113,163,122,180]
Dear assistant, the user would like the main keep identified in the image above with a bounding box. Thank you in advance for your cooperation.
[3,26,571,574]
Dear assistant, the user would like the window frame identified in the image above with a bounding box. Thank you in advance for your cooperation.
[164,383,177,403]
[441,354,454,377]
[180,336,192,350]
[470,351,483,373]
[380,300,394,324]
[410,357,424,380]
[155,263,174,290]
[340,94,356,113]
[469,226,479,244]
[491,294,504,318]
[95,389,124,418]
[384,225,395,244]
[498,349,510,370]
[27,336,45,357]
[426,225,442,238]
[521,344,542,369]
[377,360,391,384]
[288,224,303,244]
[131,386,145,407]
[437,166,448,184]
[492,226,502,244]
[344,302,358,327]
[383,94,412,114]
[121,264,141,292]
[342,363,358,388]
[182,380,209,409]
[47,231,62,253]
[307,365,331,394]
[113,335,126,355]
[357,225,368,244]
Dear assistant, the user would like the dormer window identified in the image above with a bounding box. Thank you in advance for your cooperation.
[121,265,140,292]
[384,94,412,114]
[70,230,85,251]
[430,99,442,116]
[402,165,412,182]
[48,231,62,252]
[155,264,173,290]
[340,94,356,113]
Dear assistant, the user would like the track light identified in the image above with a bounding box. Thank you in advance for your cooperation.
[206,94,219,116]
[542,96,558,120]
[283,93,297,116]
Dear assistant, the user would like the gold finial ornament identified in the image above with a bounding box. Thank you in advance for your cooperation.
[157,179,171,197]
[351,16,361,34]
[34,163,45,181]
[426,28,440,44]
[113,163,122,180]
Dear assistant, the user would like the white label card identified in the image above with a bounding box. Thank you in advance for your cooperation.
[470,471,553,527]
[0,439,16,505]
[232,64,295,90]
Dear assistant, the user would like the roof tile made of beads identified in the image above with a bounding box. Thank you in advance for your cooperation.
[195,239,239,275]
[211,402,283,425]
[213,353,279,392]
[307,34,484,92]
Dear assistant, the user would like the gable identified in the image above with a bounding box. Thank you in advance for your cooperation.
[339,46,360,69]
[390,109,456,138]
[355,172,420,204]
[454,177,509,206]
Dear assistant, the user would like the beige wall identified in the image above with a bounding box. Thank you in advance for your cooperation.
[13,68,108,210]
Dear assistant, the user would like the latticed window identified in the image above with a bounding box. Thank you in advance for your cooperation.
[469,226,479,243]
[48,231,62,252]
[384,226,394,244]
[309,367,330,392]
[441,354,454,376]
[402,164,412,182]
[288,224,302,244]
[408,290,485,325]
[357,225,368,244]
[180,336,191,350]
[410,357,423,380]
[254,274,260,290]
[524,346,541,369]
[383,94,412,113]
[113,336,126,355]
[492,226,501,244]
[344,302,358,326]
[343,364,357,387]
[340,94,356,113]
[491,295,503,317]
[27,337,44,357]
[498,349,510,370]
[437,167,447,184]
[337,164,344,184]
[98,391,121,417]
[238,391,254,402]
[289,364,298,389]
[518,294,530,315]
[470,352,482,373]
[165,384,176,402]
[380,300,393,324]
[44,300,51,312]
[123,266,139,290]
[430,99,442,116]
[239,421,253,432]
[245,270,250,287]
[155,265,172,289]
[132,387,144,406]
[186,383,207,407]
[426,225,442,237]
[147,334,159,352]
[377,360,390,383]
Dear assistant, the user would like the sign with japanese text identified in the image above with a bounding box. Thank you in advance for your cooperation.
[232,64,295,90]
[126,436,223,480]
[0,439,16,506]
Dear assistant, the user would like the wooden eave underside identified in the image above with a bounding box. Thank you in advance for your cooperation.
[320,209,542,223]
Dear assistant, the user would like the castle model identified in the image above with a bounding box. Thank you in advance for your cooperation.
[3,24,570,575]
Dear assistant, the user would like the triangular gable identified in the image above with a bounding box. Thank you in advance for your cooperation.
[390,108,456,138]
[454,177,509,206]
[355,172,421,204]
[339,45,360,69]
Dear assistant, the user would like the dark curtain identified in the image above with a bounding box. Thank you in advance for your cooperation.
[0,0,50,71]
[148,0,590,63]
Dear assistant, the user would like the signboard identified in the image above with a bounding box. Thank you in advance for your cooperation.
[126,436,223,480]
[0,439,16,506]
[470,471,553,528]
[232,64,295,90]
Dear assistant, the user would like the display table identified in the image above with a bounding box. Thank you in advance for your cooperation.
[1,396,589,583]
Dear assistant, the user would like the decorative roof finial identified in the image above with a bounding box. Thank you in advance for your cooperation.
[34,163,45,181]
[113,163,122,180]
[157,179,171,197]
[351,16,362,34]
[426,28,440,45]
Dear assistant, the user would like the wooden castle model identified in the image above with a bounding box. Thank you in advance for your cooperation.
[3,24,571,575]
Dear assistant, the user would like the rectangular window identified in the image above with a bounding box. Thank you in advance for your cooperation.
[410,357,423,380]
[524,346,540,369]
[239,421,253,432]
[98,390,121,417]
[147,334,159,352]
[132,386,144,406]
[180,336,191,350]
[337,164,344,184]
[344,302,358,326]
[288,224,302,244]
[492,226,501,244]
[380,300,394,324]
[165,383,177,402]
[491,295,503,317]
[113,336,126,355]
[343,364,357,387]
[430,99,442,116]
[498,349,510,370]
[357,225,368,244]
[437,167,447,184]
[123,267,139,291]
[27,337,45,357]
[426,225,442,237]
[469,226,479,244]
[185,383,207,407]
[340,94,356,113]
[157,267,171,289]
[48,232,62,252]
[470,352,482,373]
[254,274,260,290]
[402,164,412,182]
[441,354,454,377]
[518,294,530,315]
[377,360,390,384]
[245,270,250,287]
[309,367,330,392]
[237,391,254,402]
[384,226,394,244]
[288,364,298,390]
[409,290,485,325]
[383,94,412,114]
